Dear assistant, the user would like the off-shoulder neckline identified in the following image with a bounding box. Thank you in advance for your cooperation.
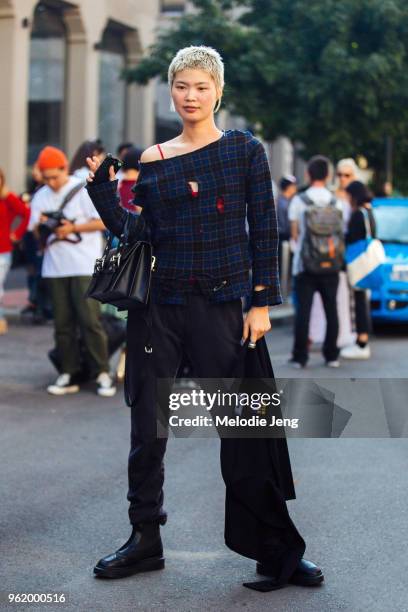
[139,129,233,166]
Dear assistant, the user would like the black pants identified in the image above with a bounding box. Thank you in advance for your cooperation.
[353,289,371,335]
[127,294,244,525]
[292,272,339,365]
[126,293,306,577]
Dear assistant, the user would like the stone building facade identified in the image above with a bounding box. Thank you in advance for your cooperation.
[0,0,163,191]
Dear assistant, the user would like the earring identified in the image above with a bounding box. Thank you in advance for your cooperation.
[169,99,176,112]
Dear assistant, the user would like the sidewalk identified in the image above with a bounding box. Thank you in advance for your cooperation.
[2,320,408,612]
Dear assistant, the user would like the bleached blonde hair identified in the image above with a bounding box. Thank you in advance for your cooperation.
[168,46,224,112]
[337,158,359,177]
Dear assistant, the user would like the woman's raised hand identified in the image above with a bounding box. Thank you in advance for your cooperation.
[86,156,116,183]
[86,156,100,183]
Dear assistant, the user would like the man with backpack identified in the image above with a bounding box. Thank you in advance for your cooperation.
[288,156,344,368]
[28,146,116,397]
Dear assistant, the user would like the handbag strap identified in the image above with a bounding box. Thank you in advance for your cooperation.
[361,207,372,238]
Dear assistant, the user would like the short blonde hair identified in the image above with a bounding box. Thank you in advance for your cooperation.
[337,158,359,177]
[168,46,224,112]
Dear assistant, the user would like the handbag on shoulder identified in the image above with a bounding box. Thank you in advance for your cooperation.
[346,208,385,289]
[85,214,155,310]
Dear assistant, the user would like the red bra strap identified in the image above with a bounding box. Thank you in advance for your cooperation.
[157,144,165,159]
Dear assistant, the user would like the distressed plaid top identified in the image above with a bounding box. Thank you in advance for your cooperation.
[86,129,281,307]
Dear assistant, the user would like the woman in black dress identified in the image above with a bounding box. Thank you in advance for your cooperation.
[341,181,376,360]
[86,45,323,591]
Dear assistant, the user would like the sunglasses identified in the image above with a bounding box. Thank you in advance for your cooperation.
[337,172,351,178]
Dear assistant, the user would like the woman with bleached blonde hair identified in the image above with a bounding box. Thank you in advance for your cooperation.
[335,158,360,224]
[86,45,323,591]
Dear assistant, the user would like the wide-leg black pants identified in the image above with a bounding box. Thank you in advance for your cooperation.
[125,293,306,581]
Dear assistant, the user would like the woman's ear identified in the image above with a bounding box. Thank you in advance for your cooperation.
[214,87,224,113]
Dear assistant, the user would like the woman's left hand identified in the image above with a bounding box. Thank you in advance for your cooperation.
[242,306,271,345]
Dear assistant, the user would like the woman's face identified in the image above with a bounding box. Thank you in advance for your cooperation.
[171,68,221,123]
[337,165,355,189]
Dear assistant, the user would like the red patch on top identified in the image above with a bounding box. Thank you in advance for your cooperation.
[216,196,225,213]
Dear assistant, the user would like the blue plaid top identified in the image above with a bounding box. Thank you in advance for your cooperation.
[86,129,281,307]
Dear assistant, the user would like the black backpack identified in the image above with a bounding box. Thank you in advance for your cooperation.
[300,193,344,274]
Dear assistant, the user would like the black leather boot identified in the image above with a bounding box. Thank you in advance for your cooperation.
[257,558,324,587]
[94,523,165,579]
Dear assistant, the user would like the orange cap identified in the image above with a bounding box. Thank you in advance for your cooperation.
[37,146,68,171]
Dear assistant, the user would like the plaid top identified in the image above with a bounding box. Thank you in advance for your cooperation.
[86,129,281,306]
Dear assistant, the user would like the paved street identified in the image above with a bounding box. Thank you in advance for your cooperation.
[1,312,408,611]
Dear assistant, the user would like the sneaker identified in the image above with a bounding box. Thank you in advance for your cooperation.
[325,360,340,368]
[288,358,306,369]
[0,318,8,334]
[47,373,80,395]
[96,372,117,397]
[340,344,371,360]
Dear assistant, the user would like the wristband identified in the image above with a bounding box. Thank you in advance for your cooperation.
[251,288,268,307]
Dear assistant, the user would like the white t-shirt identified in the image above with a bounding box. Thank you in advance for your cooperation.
[288,186,344,276]
[29,176,103,278]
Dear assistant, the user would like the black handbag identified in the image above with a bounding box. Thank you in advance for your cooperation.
[85,215,155,310]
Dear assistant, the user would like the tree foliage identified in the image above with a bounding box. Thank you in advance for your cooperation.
[126,0,408,191]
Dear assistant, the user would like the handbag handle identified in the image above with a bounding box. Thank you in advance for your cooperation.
[100,213,134,267]
[361,207,372,238]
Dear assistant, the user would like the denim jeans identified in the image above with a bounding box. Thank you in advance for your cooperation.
[0,252,12,319]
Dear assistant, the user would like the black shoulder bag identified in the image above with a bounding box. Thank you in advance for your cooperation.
[85,214,155,311]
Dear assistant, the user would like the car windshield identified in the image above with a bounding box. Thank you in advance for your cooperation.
[373,206,408,244]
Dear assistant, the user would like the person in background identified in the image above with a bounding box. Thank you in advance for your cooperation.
[116,142,134,161]
[277,175,297,280]
[340,181,376,360]
[335,158,359,228]
[70,140,106,181]
[118,147,143,213]
[20,163,53,323]
[0,167,30,334]
[116,142,134,182]
[288,155,343,368]
[28,146,116,397]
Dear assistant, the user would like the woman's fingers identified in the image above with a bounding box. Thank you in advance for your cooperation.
[109,165,116,181]
[86,156,100,172]
[86,156,99,183]
[243,314,272,345]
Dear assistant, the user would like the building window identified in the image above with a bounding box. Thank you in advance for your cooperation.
[28,2,66,164]
[98,25,127,154]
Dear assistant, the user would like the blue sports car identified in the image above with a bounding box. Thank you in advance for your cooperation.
[370,198,408,322]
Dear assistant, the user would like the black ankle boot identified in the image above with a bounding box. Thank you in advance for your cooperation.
[94,523,165,579]
[256,558,324,587]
